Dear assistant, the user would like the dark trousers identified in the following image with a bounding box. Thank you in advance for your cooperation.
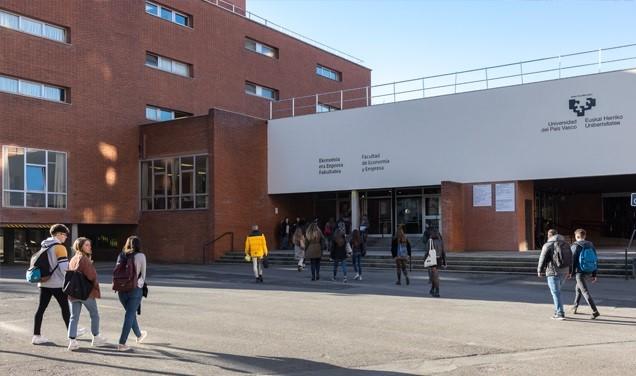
[310,258,321,279]
[395,257,408,280]
[429,266,440,289]
[34,287,70,335]
[574,273,598,312]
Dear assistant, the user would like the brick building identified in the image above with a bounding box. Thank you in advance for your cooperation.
[0,0,371,262]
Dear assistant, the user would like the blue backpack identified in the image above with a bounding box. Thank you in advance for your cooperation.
[578,244,598,273]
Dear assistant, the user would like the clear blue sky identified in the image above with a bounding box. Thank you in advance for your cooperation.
[247,0,636,87]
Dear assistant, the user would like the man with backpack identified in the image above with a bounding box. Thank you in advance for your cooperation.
[537,229,572,320]
[569,228,600,319]
[31,224,85,344]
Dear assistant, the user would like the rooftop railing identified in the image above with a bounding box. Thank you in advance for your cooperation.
[200,0,363,64]
[269,43,636,120]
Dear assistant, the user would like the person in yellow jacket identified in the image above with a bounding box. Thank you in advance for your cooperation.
[245,225,269,283]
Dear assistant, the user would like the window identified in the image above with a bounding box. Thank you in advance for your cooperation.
[140,155,208,211]
[145,53,191,77]
[0,10,67,42]
[0,74,66,102]
[145,105,191,121]
[316,64,342,81]
[245,82,279,100]
[145,1,190,27]
[244,38,278,58]
[316,103,339,113]
[2,146,67,209]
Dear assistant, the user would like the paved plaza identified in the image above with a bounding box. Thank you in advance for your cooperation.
[1,262,635,375]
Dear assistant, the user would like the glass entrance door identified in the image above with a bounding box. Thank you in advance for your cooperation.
[366,198,392,235]
[423,195,441,237]
[396,197,422,234]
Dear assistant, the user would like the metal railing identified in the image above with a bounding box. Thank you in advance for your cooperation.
[270,43,636,120]
[202,231,234,264]
[200,0,363,64]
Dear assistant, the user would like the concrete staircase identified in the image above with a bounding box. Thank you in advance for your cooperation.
[217,249,636,278]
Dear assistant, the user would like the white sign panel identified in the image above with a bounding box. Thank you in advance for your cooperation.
[495,183,515,212]
[268,69,636,194]
[473,184,492,207]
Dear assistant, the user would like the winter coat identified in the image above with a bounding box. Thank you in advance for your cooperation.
[330,241,350,261]
[305,237,326,259]
[38,237,68,289]
[537,234,569,277]
[245,230,268,258]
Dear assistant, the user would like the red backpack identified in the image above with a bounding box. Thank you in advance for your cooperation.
[112,252,137,292]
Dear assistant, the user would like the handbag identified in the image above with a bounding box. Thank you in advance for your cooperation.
[424,239,438,268]
[63,270,93,300]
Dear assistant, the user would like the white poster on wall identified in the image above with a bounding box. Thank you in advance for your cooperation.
[473,184,492,207]
[495,183,515,212]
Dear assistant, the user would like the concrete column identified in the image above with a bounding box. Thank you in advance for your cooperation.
[351,190,360,232]
[71,224,79,243]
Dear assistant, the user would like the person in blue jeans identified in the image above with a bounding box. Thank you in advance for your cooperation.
[537,229,570,320]
[116,236,148,352]
[330,230,351,282]
[350,229,365,281]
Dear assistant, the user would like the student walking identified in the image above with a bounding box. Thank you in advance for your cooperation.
[32,224,86,344]
[115,236,148,352]
[425,230,447,297]
[67,237,107,351]
[292,227,306,272]
[245,225,269,283]
[330,230,351,282]
[537,229,572,320]
[279,217,291,250]
[569,228,600,319]
[391,227,412,285]
[305,223,326,281]
[350,229,366,280]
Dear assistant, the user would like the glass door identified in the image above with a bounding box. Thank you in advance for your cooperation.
[366,198,392,236]
[423,194,441,238]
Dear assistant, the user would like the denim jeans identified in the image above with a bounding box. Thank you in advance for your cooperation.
[547,275,564,316]
[118,287,143,344]
[333,259,347,278]
[352,254,362,275]
[68,298,100,339]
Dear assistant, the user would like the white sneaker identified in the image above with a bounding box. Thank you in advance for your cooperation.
[358,275,363,281]
[92,334,108,347]
[136,330,148,344]
[117,344,132,352]
[32,335,49,345]
[67,339,80,351]
[354,274,360,280]
[76,327,88,337]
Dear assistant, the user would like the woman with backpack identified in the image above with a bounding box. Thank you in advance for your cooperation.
[330,230,351,282]
[67,237,107,351]
[391,226,411,285]
[114,236,148,352]
[292,227,306,272]
[425,230,447,297]
[305,223,326,281]
[350,229,366,281]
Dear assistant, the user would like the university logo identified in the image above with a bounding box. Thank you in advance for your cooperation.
[569,97,596,117]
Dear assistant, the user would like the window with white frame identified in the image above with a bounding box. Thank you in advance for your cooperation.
[0,9,67,42]
[316,64,342,81]
[145,105,191,121]
[145,1,190,27]
[245,81,279,100]
[0,74,66,102]
[145,53,191,77]
[2,146,67,209]
[141,155,208,211]
[244,38,278,58]
[316,103,339,113]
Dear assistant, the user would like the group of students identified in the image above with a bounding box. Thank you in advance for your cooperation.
[249,221,448,295]
[537,228,600,320]
[29,224,148,352]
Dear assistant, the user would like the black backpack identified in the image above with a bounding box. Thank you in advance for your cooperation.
[63,270,93,300]
[552,240,573,268]
[26,244,59,283]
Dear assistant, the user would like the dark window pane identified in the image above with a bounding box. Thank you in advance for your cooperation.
[26,149,45,164]
[154,173,166,196]
[195,156,207,194]
[6,147,24,190]
[47,194,66,208]
[181,196,194,209]
[145,54,158,67]
[26,192,45,207]
[168,197,178,210]
[181,171,193,194]
[47,151,66,193]
[196,195,207,208]
[180,157,193,170]
[4,191,24,207]
[141,198,152,211]
[141,162,152,197]
[153,159,165,172]
[154,197,166,210]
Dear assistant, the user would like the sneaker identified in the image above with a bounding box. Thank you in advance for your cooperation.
[136,330,148,344]
[405,276,410,285]
[358,275,362,281]
[331,276,336,281]
[32,335,49,345]
[67,339,80,351]
[591,311,600,320]
[343,277,347,283]
[255,277,260,283]
[570,306,578,315]
[76,327,88,338]
[297,265,302,272]
[551,314,566,321]
[311,276,316,281]
[259,276,263,283]
[92,334,108,347]
[117,344,132,352]
[354,274,360,280]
